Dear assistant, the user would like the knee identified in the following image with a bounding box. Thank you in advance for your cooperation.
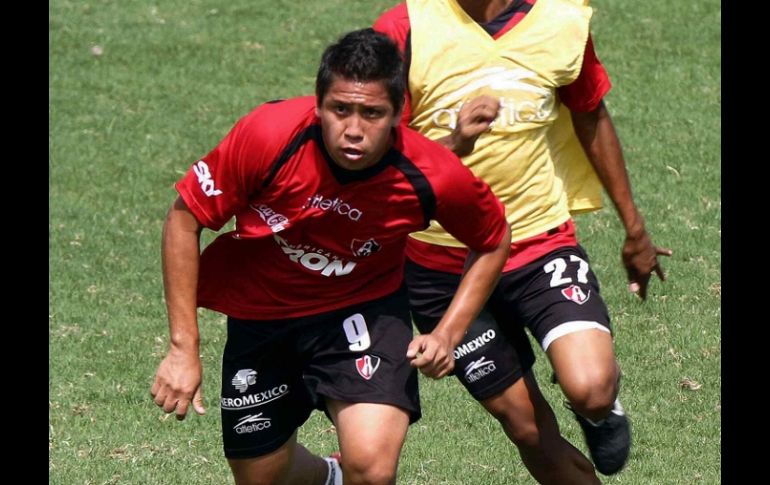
[564,370,618,418]
[343,455,397,485]
[489,405,547,450]
[505,419,544,449]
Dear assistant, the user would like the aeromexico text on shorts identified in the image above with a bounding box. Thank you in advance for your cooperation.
[221,384,290,410]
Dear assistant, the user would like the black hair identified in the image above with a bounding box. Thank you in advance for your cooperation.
[316,28,405,113]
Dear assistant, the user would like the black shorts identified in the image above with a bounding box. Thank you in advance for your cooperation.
[405,245,611,401]
[220,287,420,459]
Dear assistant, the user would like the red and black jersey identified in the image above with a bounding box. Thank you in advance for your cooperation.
[176,96,507,320]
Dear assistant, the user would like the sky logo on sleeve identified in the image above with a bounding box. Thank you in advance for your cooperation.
[193,160,223,197]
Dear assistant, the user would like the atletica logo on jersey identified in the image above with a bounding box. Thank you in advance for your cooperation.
[561,284,591,305]
[453,329,496,359]
[355,355,381,380]
[193,160,223,197]
[430,67,555,130]
[304,193,363,221]
[351,238,381,258]
[234,413,272,434]
[231,369,258,393]
[250,203,290,233]
[274,235,357,277]
[464,356,496,383]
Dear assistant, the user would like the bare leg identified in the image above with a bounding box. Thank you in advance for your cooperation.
[481,371,601,484]
[326,399,410,485]
[547,329,631,475]
[227,431,330,485]
[546,329,618,421]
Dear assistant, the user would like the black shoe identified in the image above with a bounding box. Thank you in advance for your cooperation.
[568,399,631,475]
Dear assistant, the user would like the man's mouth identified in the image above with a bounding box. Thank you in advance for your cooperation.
[341,147,364,161]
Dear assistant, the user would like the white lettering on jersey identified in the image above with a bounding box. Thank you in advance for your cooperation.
[250,204,289,232]
[274,235,356,277]
[430,68,555,130]
[193,160,223,197]
[304,194,363,221]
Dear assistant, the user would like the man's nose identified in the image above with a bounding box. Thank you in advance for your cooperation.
[345,114,364,139]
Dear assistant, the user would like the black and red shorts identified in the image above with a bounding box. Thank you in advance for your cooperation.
[220,286,420,458]
[406,245,611,401]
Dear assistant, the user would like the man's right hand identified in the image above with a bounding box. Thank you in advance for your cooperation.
[445,95,500,157]
[150,346,206,420]
[406,331,456,379]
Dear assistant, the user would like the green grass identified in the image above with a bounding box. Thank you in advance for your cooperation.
[50,0,720,483]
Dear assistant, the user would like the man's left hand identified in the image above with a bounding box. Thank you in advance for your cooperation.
[623,228,672,300]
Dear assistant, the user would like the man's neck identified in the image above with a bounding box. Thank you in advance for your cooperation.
[455,0,515,23]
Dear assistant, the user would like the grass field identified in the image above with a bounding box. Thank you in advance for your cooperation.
[50,0,721,483]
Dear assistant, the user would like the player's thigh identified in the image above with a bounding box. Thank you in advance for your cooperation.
[227,431,299,485]
[404,258,458,333]
[547,329,618,402]
[501,245,612,352]
[406,259,537,401]
[302,286,421,423]
[500,246,618,393]
[451,309,537,401]
[220,318,313,460]
[326,400,409,474]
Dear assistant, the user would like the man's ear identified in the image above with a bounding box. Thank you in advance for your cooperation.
[391,108,403,128]
[315,105,321,118]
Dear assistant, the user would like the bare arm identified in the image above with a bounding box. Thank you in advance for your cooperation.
[407,228,511,378]
[150,196,207,419]
[571,101,672,300]
[408,95,507,377]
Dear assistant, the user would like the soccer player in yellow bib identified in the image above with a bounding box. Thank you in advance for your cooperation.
[375,0,672,480]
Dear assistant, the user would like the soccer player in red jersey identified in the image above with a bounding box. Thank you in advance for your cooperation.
[151,28,511,485]
[375,0,672,480]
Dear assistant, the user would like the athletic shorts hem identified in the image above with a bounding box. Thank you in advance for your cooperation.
[223,431,296,459]
[469,360,534,401]
[315,386,422,424]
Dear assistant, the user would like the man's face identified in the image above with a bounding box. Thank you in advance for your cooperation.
[316,76,400,170]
